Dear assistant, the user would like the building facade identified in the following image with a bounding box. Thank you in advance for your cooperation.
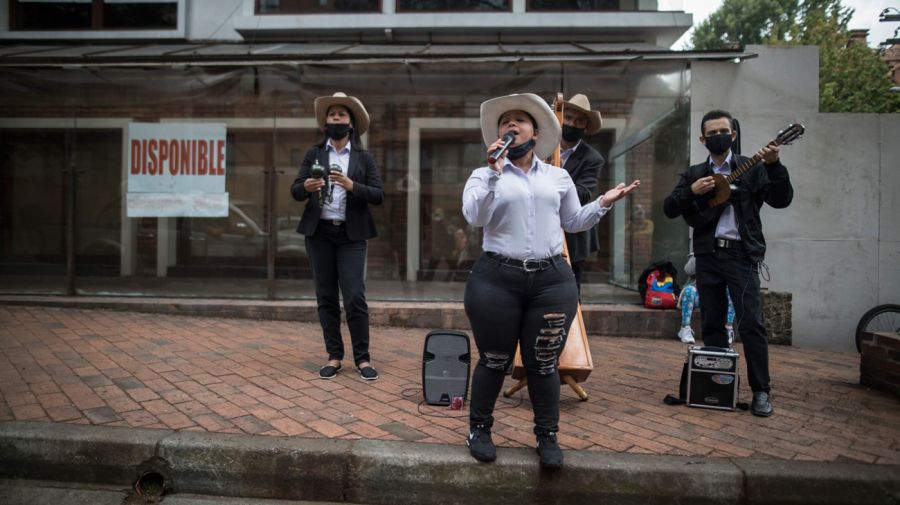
[2,0,723,302]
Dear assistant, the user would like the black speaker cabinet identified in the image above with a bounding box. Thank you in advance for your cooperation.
[422,330,471,406]
[686,346,740,410]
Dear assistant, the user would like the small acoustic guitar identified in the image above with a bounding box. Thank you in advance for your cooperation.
[706,123,805,208]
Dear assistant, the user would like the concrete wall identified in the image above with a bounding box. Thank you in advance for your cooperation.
[692,45,900,351]
[187,0,243,41]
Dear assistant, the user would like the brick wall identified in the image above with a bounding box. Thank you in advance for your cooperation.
[860,331,900,398]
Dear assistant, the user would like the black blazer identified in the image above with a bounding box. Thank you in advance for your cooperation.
[663,154,792,262]
[563,142,605,263]
[290,143,384,241]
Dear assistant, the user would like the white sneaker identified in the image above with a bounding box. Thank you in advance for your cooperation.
[678,326,695,344]
[726,325,735,346]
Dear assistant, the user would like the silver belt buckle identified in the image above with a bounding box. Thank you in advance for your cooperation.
[332,220,344,226]
[716,238,729,248]
[522,259,540,272]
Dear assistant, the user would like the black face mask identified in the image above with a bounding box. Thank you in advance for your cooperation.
[506,139,536,161]
[704,133,733,155]
[325,123,352,140]
[561,125,585,143]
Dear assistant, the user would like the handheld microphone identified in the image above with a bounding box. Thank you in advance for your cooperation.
[488,132,516,164]
[310,159,327,207]
[326,164,342,203]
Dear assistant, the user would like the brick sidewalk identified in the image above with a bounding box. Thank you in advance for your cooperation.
[1,305,898,464]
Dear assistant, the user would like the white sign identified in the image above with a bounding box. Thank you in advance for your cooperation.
[127,122,228,217]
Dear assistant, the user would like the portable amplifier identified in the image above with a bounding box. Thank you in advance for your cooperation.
[686,346,740,411]
[422,330,470,406]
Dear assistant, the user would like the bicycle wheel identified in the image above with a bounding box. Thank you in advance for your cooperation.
[855,304,900,353]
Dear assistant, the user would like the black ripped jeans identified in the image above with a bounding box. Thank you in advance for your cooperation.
[464,253,578,435]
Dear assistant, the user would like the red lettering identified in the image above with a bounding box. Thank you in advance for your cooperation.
[158,139,169,175]
[191,140,197,175]
[141,140,148,174]
[148,139,158,175]
[168,140,179,176]
[180,140,190,175]
[198,140,208,175]
[217,140,225,176]
[130,140,141,175]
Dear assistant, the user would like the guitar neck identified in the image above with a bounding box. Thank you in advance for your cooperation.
[725,139,779,183]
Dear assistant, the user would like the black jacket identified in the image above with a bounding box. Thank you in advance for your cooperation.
[663,154,793,262]
[290,143,384,241]
[563,142,605,263]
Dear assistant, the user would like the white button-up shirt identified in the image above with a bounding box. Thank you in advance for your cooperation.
[321,139,350,221]
[711,152,740,241]
[560,139,581,167]
[462,156,610,260]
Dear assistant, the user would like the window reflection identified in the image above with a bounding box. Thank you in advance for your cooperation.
[12,0,177,30]
[527,0,620,11]
[418,130,484,281]
[0,60,691,300]
[398,0,509,11]
[257,0,380,14]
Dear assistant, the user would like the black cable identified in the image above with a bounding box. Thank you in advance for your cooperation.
[400,385,525,419]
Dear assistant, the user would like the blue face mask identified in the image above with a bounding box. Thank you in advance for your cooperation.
[506,139,536,161]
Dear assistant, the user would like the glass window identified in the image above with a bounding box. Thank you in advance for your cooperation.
[103,1,177,29]
[74,130,123,277]
[0,60,690,301]
[0,130,67,294]
[418,130,484,282]
[12,1,92,29]
[256,0,380,14]
[397,0,509,12]
[527,0,620,11]
[11,0,177,31]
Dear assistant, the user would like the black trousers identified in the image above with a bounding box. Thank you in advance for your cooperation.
[571,260,584,295]
[305,221,370,366]
[696,245,770,393]
[464,253,578,435]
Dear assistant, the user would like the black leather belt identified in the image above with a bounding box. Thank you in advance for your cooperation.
[486,252,562,272]
[324,219,344,226]
[715,238,738,248]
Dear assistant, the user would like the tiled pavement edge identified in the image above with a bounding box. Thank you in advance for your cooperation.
[1,305,898,463]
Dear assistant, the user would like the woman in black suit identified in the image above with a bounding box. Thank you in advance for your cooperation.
[290,92,384,381]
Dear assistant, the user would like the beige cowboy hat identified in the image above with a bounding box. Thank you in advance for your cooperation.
[314,92,370,135]
[480,93,561,160]
[562,94,603,135]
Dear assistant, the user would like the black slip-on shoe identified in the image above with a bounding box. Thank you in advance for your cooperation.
[466,425,496,462]
[536,432,564,469]
[751,391,774,417]
[318,364,341,379]
[358,366,379,381]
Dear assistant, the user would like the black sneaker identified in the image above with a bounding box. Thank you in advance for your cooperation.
[535,432,563,469]
[466,425,496,462]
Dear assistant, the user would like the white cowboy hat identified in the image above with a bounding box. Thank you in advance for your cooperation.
[480,93,561,161]
[314,92,370,135]
[562,94,603,135]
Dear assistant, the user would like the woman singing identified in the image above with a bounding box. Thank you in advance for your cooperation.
[462,93,639,468]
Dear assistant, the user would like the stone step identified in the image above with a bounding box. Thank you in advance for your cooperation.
[0,295,682,340]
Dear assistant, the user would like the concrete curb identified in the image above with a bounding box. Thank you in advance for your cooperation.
[1,422,898,504]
